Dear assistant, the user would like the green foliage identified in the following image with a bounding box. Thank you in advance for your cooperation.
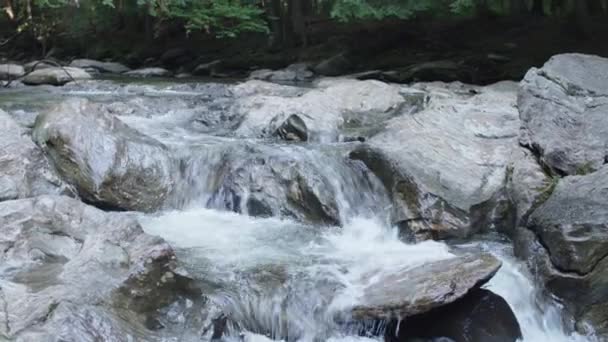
[157,0,269,38]
[330,0,433,21]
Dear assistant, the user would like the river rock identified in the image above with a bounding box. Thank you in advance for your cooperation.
[274,114,308,141]
[32,98,176,212]
[0,109,69,201]
[351,253,501,320]
[314,54,353,76]
[125,67,172,78]
[515,165,608,334]
[193,59,223,76]
[233,79,407,142]
[0,195,190,340]
[70,58,130,74]
[518,53,608,175]
[249,63,314,82]
[196,143,386,226]
[22,67,92,85]
[387,289,522,342]
[23,60,55,72]
[351,81,519,240]
[0,63,25,80]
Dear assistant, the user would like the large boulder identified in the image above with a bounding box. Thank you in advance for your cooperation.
[515,166,608,334]
[32,98,176,212]
[518,53,608,175]
[387,289,522,342]
[70,58,130,74]
[185,142,388,226]
[125,67,172,78]
[351,253,502,320]
[23,60,55,72]
[0,109,69,201]
[0,195,192,341]
[22,67,92,86]
[232,79,408,142]
[351,81,519,240]
[0,63,25,80]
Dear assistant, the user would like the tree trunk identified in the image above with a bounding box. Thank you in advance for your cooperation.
[531,0,544,15]
[291,0,307,47]
[510,0,527,15]
[587,0,604,14]
[3,0,15,20]
[267,0,283,49]
[575,0,592,36]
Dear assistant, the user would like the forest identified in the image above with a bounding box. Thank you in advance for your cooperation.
[1,0,608,75]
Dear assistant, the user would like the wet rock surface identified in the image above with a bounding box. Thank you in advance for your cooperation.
[514,166,608,334]
[352,81,519,240]
[387,289,522,342]
[0,109,69,201]
[351,253,502,320]
[32,98,176,212]
[518,53,608,175]
[0,196,190,340]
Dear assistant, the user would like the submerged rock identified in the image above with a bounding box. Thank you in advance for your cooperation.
[22,67,92,85]
[70,58,130,74]
[0,63,25,80]
[351,253,501,320]
[274,114,308,142]
[351,81,519,240]
[0,109,69,201]
[387,289,522,342]
[518,53,608,175]
[515,166,608,334]
[125,67,172,78]
[32,98,175,212]
[0,195,192,340]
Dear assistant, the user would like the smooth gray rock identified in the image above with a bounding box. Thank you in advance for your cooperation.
[233,79,407,142]
[69,58,130,74]
[23,60,55,72]
[0,196,189,340]
[249,63,314,82]
[32,98,175,212]
[352,81,520,239]
[351,253,501,320]
[0,63,25,80]
[22,67,91,85]
[0,109,69,201]
[517,165,608,334]
[125,67,172,78]
[518,53,608,175]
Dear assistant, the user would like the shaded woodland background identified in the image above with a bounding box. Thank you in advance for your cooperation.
[2,0,608,82]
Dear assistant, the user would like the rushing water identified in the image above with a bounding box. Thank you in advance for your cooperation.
[1,80,598,341]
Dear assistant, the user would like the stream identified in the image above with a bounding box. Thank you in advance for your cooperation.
[0,79,597,342]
